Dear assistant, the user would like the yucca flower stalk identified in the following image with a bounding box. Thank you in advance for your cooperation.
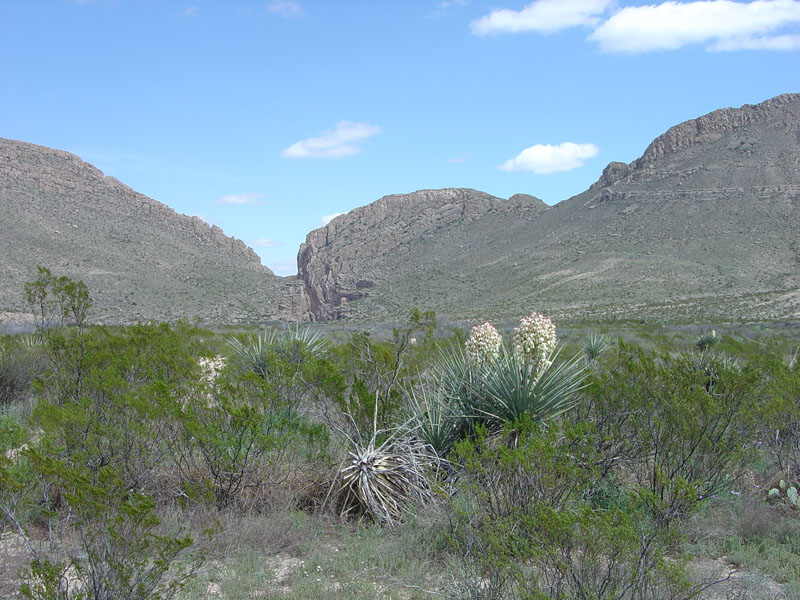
[513,312,557,373]
[465,322,502,367]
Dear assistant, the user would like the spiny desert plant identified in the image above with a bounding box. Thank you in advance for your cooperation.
[695,328,719,353]
[767,479,800,508]
[331,403,444,526]
[583,331,612,362]
[403,385,461,458]
[228,324,328,379]
[335,435,441,527]
[472,347,588,430]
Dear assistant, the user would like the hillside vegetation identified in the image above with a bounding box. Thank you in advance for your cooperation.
[0,138,309,324]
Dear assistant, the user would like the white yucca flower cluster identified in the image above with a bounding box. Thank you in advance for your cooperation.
[465,321,503,365]
[465,312,557,372]
[514,312,557,370]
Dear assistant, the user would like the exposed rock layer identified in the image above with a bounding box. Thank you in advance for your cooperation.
[2,93,799,325]
[297,188,546,319]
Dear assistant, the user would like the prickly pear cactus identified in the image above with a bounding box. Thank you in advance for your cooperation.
[788,486,799,507]
[768,488,781,501]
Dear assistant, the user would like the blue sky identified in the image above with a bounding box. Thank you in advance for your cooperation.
[2,0,798,275]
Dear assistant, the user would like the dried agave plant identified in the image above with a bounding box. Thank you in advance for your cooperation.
[328,403,445,526]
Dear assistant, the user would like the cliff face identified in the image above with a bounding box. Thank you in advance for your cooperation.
[297,188,546,319]
[637,93,800,167]
[0,138,310,323]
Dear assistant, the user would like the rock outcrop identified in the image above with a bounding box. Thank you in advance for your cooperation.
[3,93,799,325]
[297,188,545,319]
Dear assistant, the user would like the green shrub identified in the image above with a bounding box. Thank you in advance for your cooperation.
[581,343,770,523]
[447,418,691,600]
[0,338,46,407]
[0,414,26,453]
[168,366,330,510]
[20,448,198,600]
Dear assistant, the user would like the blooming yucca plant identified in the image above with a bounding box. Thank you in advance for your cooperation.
[513,312,557,370]
[465,322,502,366]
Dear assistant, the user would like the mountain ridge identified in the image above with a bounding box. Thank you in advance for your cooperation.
[0,137,311,324]
[2,92,798,325]
[297,93,800,322]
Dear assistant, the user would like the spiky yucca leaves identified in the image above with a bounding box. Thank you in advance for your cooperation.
[335,428,442,527]
[583,332,612,362]
[430,344,489,434]
[473,347,588,430]
[227,324,328,379]
[403,385,461,458]
[695,329,719,353]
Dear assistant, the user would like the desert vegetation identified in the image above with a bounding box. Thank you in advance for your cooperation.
[1,273,799,599]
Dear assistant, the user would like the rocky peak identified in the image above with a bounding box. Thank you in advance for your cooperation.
[508,193,548,209]
[636,93,800,167]
[1,138,271,275]
[0,137,302,323]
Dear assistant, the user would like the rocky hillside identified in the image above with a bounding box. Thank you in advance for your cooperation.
[2,94,797,326]
[0,138,310,324]
[297,93,800,322]
[298,188,546,319]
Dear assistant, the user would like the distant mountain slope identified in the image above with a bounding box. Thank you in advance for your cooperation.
[298,188,547,319]
[298,94,800,322]
[0,138,310,323]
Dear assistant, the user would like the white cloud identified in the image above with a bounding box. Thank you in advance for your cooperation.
[253,238,279,248]
[321,212,345,225]
[588,0,800,53]
[281,121,381,159]
[499,142,599,173]
[217,193,262,205]
[183,6,198,17]
[710,32,800,50]
[471,0,615,35]
[266,0,304,18]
